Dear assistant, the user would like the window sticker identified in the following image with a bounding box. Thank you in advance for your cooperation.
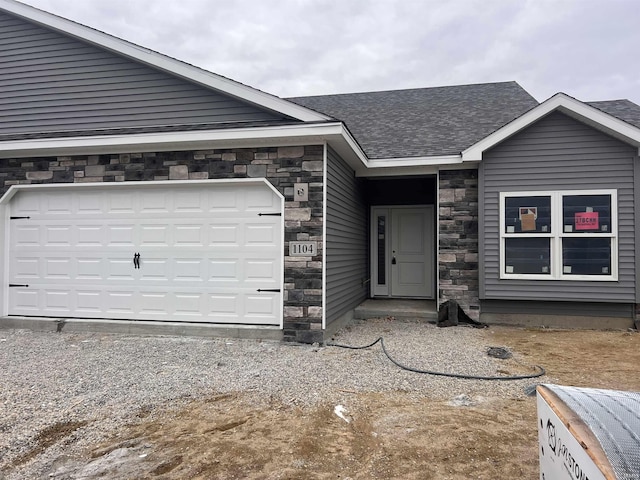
[575,211,599,231]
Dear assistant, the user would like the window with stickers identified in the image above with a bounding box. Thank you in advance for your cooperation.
[500,190,617,280]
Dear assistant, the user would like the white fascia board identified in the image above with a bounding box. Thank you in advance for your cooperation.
[0,0,330,123]
[0,122,368,161]
[357,155,462,178]
[462,93,640,161]
[367,154,462,168]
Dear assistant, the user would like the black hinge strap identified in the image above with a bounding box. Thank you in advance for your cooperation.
[257,289,281,293]
[9,284,29,287]
[258,213,282,216]
[10,216,30,220]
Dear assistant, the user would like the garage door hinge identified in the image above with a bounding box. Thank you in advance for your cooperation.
[9,284,29,287]
[258,212,282,216]
[257,288,281,293]
[10,216,30,220]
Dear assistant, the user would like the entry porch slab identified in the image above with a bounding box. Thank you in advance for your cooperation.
[354,299,438,321]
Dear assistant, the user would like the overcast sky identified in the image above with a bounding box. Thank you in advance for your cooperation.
[19,0,640,105]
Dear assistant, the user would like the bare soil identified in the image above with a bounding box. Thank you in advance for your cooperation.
[35,326,640,479]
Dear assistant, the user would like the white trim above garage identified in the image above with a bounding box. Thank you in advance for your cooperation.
[1,178,284,326]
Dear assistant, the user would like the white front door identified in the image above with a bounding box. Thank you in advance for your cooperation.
[371,206,433,298]
[6,180,283,326]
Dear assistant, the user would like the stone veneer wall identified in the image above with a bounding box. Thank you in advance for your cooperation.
[438,169,479,319]
[0,145,324,343]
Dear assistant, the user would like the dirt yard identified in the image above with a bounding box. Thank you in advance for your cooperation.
[15,326,640,479]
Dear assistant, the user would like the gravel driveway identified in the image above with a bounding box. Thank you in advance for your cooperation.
[0,319,539,478]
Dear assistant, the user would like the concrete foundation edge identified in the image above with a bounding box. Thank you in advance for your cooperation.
[0,317,284,341]
[480,313,635,330]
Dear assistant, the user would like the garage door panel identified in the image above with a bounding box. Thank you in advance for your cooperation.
[209,224,239,245]
[12,224,40,247]
[246,188,278,211]
[75,191,105,215]
[44,289,71,312]
[8,182,283,326]
[139,259,169,281]
[140,191,170,213]
[173,293,205,316]
[11,257,40,279]
[245,224,276,245]
[139,292,171,316]
[45,226,72,246]
[174,225,204,246]
[108,192,137,214]
[107,225,135,246]
[10,288,39,313]
[244,294,279,322]
[245,260,276,281]
[209,260,238,282]
[105,291,135,314]
[140,225,170,247]
[208,188,239,211]
[77,225,105,246]
[76,290,103,313]
[207,294,239,317]
[45,193,73,215]
[44,258,71,280]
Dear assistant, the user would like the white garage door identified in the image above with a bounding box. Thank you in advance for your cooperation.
[7,180,283,326]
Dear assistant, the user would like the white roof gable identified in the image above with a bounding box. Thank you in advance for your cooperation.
[462,93,640,161]
[0,0,330,123]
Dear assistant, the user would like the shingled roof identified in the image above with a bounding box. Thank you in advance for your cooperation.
[587,99,640,129]
[288,81,538,159]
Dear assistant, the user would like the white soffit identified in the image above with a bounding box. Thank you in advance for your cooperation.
[0,122,371,172]
[462,93,640,161]
[0,0,330,123]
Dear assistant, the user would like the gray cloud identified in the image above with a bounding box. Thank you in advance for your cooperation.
[20,0,640,104]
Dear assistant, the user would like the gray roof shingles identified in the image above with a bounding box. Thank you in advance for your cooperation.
[288,81,539,159]
[587,99,640,129]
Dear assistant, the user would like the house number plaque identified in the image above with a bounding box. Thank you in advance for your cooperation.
[290,241,317,256]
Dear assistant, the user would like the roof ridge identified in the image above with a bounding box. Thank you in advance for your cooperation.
[287,81,523,100]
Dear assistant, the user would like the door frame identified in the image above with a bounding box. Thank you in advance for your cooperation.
[370,205,434,299]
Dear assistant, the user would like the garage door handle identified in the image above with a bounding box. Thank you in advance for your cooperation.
[133,253,141,269]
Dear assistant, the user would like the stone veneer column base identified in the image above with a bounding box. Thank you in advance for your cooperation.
[438,169,479,320]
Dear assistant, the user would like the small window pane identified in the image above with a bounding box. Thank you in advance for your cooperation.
[377,216,386,285]
[562,238,611,275]
[504,196,551,234]
[505,238,551,274]
[562,195,611,233]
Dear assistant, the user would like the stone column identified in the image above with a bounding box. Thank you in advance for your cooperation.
[438,169,479,319]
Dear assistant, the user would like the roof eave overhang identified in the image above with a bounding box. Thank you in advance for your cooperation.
[357,155,467,177]
[0,123,370,168]
[462,93,640,162]
[0,0,330,123]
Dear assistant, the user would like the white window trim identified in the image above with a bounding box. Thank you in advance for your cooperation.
[499,189,618,281]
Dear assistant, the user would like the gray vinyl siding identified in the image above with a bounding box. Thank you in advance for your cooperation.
[325,146,368,325]
[0,12,288,136]
[481,111,637,303]
[636,155,640,302]
[481,300,634,318]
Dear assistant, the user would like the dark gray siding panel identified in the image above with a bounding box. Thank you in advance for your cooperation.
[482,111,636,302]
[325,146,368,325]
[481,300,633,318]
[636,155,640,303]
[0,12,287,135]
